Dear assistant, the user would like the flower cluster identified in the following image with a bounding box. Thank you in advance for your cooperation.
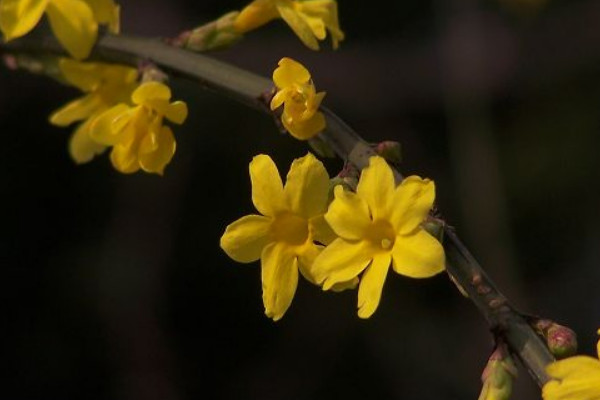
[50,60,188,175]
[221,154,446,320]
[233,0,344,50]
[0,0,119,59]
[270,57,326,140]
[543,329,600,400]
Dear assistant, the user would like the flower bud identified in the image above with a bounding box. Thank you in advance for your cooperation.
[374,141,402,164]
[478,347,518,400]
[547,324,578,359]
[174,12,243,52]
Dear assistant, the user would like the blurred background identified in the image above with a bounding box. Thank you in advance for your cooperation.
[2,0,600,398]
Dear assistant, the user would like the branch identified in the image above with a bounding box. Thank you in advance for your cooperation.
[0,33,555,385]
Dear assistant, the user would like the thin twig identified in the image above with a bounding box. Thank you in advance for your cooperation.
[0,33,555,385]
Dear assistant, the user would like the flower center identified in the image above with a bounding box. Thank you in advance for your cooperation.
[366,219,396,251]
[270,212,310,246]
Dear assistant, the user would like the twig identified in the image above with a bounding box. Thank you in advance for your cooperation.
[0,33,555,385]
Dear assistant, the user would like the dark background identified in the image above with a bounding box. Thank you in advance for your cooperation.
[2,0,600,399]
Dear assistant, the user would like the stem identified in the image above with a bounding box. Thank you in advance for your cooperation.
[0,33,555,385]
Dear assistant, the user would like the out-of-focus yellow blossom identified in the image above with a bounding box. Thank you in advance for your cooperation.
[234,0,344,50]
[220,153,344,321]
[543,329,600,400]
[90,81,188,175]
[270,57,326,140]
[49,59,138,164]
[0,0,120,60]
[313,156,445,318]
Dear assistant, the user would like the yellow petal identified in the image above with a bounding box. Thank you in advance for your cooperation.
[391,176,435,235]
[312,238,373,288]
[391,229,445,278]
[220,214,272,263]
[0,0,48,41]
[330,277,358,292]
[249,154,284,217]
[282,110,325,140]
[546,356,600,379]
[277,3,319,50]
[297,242,321,284]
[163,101,188,125]
[309,214,337,246]
[283,153,329,218]
[68,116,106,164]
[58,58,103,91]
[325,185,371,241]
[261,242,298,321]
[233,0,278,34]
[49,93,102,126]
[356,156,396,221]
[89,103,132,145]
[46,0,97,60]
[132,81,171,105]
[270,88,288,111]
[110,142,139,173]
[357,253,391,318]
[273,57,311,89]
[83,0,119,33]
[138,125,176,175]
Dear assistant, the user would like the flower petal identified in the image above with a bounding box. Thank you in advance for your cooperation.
[163,101,188,125]
[261,243,298,321]
[110,142,139,174]
[325,185,371,241]
[49,94,102,126]
[273,57,311,89]
[277,3,319,50]
[138,125,176,175]
[283,152,329,218]
[309,215,337,245]
[132,81,171,104]
[390,176,435,235]
[391,229,445,278]
[84,0,120,33]
[89,103,132,145]
[0,0,48,41]
[282,110,325,140]
[357,253,391,318]
[220,214,271,263]
[270,88,288,111]
[312,238,373,288]
[68,116,106,164]
[249,154,284,217]
[46,0,97,60]
[233,0,278,34]
[297,242,321,284]
[356,156,396,221]
[546,356,600,379]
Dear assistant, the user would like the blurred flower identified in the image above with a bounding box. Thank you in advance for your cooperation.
[478,346,518,400]
[233,0,344,50]
[313,156,445,318]
[0,0,120,59]
[220,153,340,320]
[49,58,138,164]
[90,81,188,175]
[543,329,600,400]
[270,57,326,140]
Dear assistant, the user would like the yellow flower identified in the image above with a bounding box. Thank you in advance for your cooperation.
[0,0,120,59]
[220,153,338,321]
[90,81,188,175]
[234,0,344,50]
[270,57,326,140]
[543,329,600,400]
[312,156,445,318]
[49,58,138,164]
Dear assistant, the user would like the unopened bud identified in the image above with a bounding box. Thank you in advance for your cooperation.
[478,347,517,400]
[374,141,402,164]
[173,12,243,52]
[547,324,578,359]
[139,62,169,83]
[530,319,578,359]
[328,177,357,203]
